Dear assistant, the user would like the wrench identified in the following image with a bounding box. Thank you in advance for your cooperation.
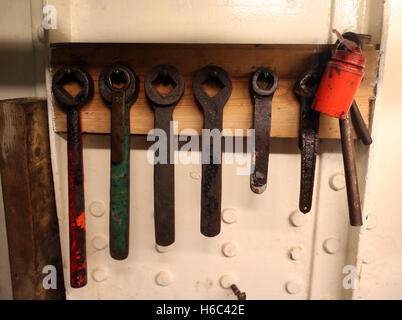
[340,114,363,226]
[145,65,184,246]
[249,67,278,194]
[193,65,232,237]
[294,68,321,213]
[99,64,139,260]
[52,66,93,288]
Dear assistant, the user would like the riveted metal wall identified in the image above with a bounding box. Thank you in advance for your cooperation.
[43,0,387,300]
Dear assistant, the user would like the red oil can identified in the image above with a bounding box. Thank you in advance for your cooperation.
[312,47,365,119]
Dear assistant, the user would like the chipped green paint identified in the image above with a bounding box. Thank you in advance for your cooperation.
[110,102,130,260]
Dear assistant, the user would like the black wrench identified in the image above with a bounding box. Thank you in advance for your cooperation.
[249,67,278,194]
[294,68,321,213]
[193,65,232,237]
[145,64,184,247]
[52,66,93,288]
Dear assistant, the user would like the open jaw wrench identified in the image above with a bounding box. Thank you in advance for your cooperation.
[340,114,363,226]
[99,64,139,260]
[249,67,278,194]
[294,68,321,213]
[193,66,232,237]
[145,65,184,247]
[52,67,93,288]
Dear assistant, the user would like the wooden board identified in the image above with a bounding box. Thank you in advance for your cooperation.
[51,43,378,139]
[0,99,65,300]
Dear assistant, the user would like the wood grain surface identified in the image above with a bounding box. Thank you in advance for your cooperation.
[0,98,65,300]
[51,43,378,139]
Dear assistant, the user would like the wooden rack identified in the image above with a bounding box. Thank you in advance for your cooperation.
[50,43,378,139]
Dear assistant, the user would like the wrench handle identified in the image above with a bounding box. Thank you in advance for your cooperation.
[154,107,175,246]
[350,100,372,146]
[109,91,130,259]
[200,111,223,237]
[299,97,320,213]
[340,115,363,226]
[251,96,272,194]
[67,107,87,288]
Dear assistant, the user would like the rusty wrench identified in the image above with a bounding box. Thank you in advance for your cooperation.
[295,71,370,217]
[193,66,232,237]
[99,64,139,260]
[296,41,371,215]
[337,32,369,225]
[249,67,278,194]
[294,68,321,213]
[52,67,93,288]
[145,65,184,246]
[340,114,363,226]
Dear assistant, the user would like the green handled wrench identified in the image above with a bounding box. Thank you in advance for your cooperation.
[99,64,139,260]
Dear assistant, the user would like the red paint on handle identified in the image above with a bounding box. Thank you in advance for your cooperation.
[67,108,87,288]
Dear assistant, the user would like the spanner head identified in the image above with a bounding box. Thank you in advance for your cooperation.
[193,65,232,113]
[52,67,93,108]
[294,67,322,99]
[144,64,185,107]
[250,67,278,98]
[99,63,139,106]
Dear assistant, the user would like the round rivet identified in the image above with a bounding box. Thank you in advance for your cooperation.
[92,236,107,250]
[362,251,375,264]
[190,171,200,180]
[366,214,377,230]
[290,246,304,261]
[289,211,306,227]
[222,242,237,258]
[155,243,175,253]
[155,271,173,287]
[330,173,346,191]
[89,201,106,217]
[222,208,238,224]
[219,274,237,289]
[92,268,107,282]
[323,237,340,254]
[286,279,302,294]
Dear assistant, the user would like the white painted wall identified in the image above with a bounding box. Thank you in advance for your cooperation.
[2,0,398,300]
[47,0,383,44]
